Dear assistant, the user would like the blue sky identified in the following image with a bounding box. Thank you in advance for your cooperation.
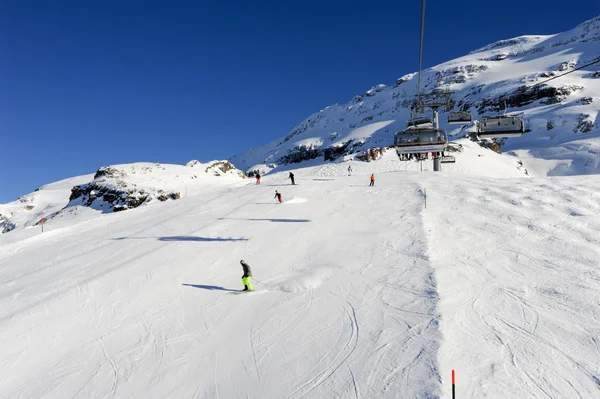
[1,0,598,202]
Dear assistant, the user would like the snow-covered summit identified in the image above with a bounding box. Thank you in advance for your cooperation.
[0,160,246,234]
[231,15,600,176]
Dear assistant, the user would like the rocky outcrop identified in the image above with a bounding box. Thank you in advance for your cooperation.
[356,147,388,162]
[574,114,596,133]
[0,214,16,233]
[471,84,584,114]
[68,166,181,213]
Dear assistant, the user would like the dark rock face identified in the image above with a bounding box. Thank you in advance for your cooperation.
[0,214,16,233]
[574,114,595,133]
[93,166,126,180]
[68,166,181,213]
[69,183,156,212]
[278,145,322,164]
[473,84,584,114]
[356,147,388,162]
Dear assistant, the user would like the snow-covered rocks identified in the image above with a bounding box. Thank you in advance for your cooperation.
[231,15,600,176]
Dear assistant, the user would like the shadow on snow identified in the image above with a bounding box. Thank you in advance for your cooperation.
[182,284,238,292]
[112,236,249,242]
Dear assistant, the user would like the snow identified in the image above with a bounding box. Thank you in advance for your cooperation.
[230,15,600,178]
[0,161,246,236]
[1,159,599,398]
[0,174,94,233]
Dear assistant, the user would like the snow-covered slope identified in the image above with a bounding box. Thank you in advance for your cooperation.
[1,163,598,398]
[0,161,246,234]
[231,15,600,176]
[0,174,94,233]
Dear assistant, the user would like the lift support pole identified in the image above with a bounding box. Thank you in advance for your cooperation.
[432,106,441,172]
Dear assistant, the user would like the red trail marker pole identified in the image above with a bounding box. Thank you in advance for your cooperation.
[452,369,456,399]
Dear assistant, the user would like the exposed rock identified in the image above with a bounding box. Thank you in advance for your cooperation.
[356,147,388,162]
[0,214,16,234]
[474,84,584,114]
[574,114,595,133]
[186,160,201,167]
[93,166,126,180]
[278,145,322,164]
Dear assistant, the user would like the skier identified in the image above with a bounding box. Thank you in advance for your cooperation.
[348,165,352,176]
[240,260,253,291]
[256,172,261,185]
[274,190,282,203]
[369,173,375,187]
[289,172,295,185]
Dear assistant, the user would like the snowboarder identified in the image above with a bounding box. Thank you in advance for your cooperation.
[369,173,375,186]
[289,172,295,185]
[274,190,282,203]
[256,172,261,185]
[348,165,352,176]
[240,260,253,291]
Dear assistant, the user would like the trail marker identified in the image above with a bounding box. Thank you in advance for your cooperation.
[452,369,456,399]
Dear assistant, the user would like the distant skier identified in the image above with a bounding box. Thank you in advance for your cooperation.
[289,172,295,185]
[348,165,352,176]
[256,172,261,185]
[274,190,282,203]
[240,260,253,291]
[369,173,375,187]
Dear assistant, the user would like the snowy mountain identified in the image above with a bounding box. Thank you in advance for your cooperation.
[231,15,600,176]
[1,161,599,398]
[1,15,600,398]
[0,160,245,234]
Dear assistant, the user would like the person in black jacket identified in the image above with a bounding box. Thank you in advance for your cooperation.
[289,172,295,185]
[274,190,282,203]
[240,260,253,291]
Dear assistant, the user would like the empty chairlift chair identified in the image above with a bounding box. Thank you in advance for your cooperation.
[477,115,525,139]
[447,111,473,124]
[394,126,448,158]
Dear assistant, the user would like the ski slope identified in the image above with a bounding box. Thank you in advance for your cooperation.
[1,164,599,398]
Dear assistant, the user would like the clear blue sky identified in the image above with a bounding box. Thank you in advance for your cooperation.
[1,1,598,202]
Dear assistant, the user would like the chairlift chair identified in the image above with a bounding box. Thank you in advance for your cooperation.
[448,111,473,124]
[406,116,432,128]
[394,126,448,156]
[477,115,525,139]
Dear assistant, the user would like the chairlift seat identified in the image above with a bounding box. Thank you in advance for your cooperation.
[448,111,473,124]
[477,115,525,138]
[394,127,448,154]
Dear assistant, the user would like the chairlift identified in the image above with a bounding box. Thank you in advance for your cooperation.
[394,126,448,155]
[448,111,472,124]
[477,115,525,139]
[406,116,432,128]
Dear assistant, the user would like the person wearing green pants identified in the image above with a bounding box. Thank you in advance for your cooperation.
[240,260,253,291]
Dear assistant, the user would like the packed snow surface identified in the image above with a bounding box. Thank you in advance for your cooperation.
[1,160,599,398]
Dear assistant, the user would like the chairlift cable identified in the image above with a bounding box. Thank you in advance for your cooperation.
[528,57,600,89]
[416,0,426,107]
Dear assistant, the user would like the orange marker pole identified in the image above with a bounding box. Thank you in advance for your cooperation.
[41,217,44,233]
[452,370,456,399]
